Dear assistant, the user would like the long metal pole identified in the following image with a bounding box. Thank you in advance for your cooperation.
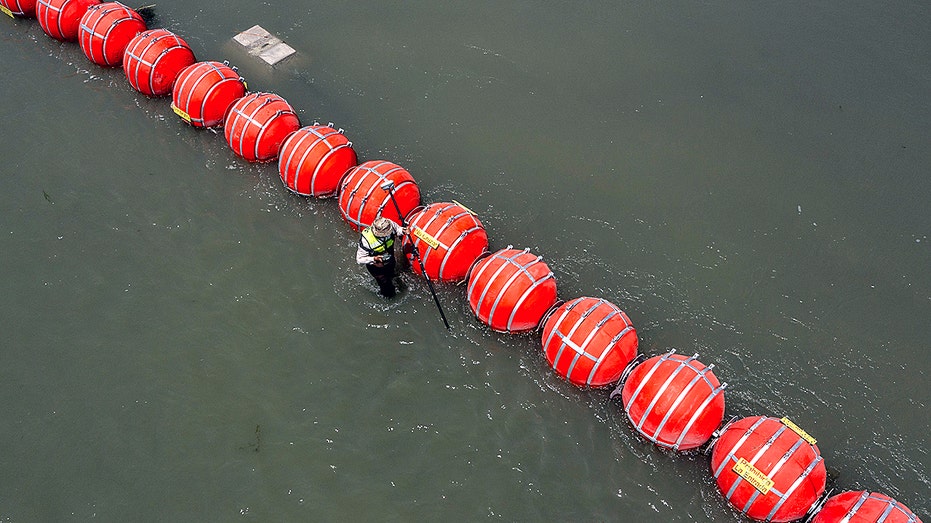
[383,186,451,330]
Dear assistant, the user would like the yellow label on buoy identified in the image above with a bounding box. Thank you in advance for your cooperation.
[413,227,440,249]
[781,417,817,445]
[170,104,192,123]
[733,458,774,495]
[452,199,477,215]
[1,5,15,18]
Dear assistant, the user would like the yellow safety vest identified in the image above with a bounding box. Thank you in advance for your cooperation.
[360,227,394,256]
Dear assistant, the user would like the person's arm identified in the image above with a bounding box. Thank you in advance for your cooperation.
[388,219,407,236]
[356,244,379,265]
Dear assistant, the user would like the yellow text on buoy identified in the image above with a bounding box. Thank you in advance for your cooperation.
[733,458,774,495]
[781,417,817,445]
[171,103,192,123]
[413,226,440,249]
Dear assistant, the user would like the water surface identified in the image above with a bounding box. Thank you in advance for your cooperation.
[1,1,928,520]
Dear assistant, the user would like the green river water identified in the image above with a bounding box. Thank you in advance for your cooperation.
[1,1,928,521]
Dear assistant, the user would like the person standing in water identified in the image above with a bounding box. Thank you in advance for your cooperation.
[356,216,407,297]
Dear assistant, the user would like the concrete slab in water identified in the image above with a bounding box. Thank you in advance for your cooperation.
[233,25,296,65]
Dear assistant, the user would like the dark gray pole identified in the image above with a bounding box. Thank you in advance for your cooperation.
[380,181,451,330]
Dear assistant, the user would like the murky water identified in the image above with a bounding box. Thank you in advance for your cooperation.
[1,1,928,520]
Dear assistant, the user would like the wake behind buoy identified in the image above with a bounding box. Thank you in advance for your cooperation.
[224,92,300,162]
[171,61,246,128]
[0,0,37,17]
[37,0,100,41]
[337,160,420,231]
[811,491,922,523]
[467,248,557,333]
[618,350,725,450]
[403,202,488,282]
[711,416,826,522]
[278,125,357,197]
[123,28,195,96]
[77,2,145,67]
[541,296,638,388]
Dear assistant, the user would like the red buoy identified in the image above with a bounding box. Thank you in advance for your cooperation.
[171,61,246,128]
[811,491,922,523]
[619,350,725,450]
[467,248,558,333]
[711,416,827,522]
[337,160,420,231]
[278,125,357,197]
[123,28,195,97]
[0,0,38,17]
[224,92,300,162]
[403,202,488,282]
[541,297,638,388]
[77,2,145,67]
[37,0,100,41]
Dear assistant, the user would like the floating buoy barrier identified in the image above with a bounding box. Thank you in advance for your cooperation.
[811,491,922,523]
[77,2,145,67]
[171,61,246,128]
[278,125,357,197]
[403,202,488,282]
[711,416,827,522]
[3,7,924,520]
[224,92,300,162]
[467,248,557,333]
[540,297,638,388]
[616,350,725,450]
[123,28,196,96]
[36,0,99,41]
[337,160,420,231]
[0,0,37,17]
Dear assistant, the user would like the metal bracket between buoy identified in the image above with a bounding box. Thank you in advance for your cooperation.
[232,25,296,65]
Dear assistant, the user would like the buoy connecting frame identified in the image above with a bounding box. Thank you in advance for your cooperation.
[171,61,247,128]
[619,350,726,451]
[224,92,300,162]
[337,160,421,231]
[0,0,38,17]
[77,2,146,67]
[36,0,100,41]
[123,28,196,97]
[540,296,638,388]
[403,202,489,283]
[278,124,358,197]
[467,247,558,333]
[711,416,827,522]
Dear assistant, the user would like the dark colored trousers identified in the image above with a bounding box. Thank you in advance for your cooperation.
[366,257,397,297]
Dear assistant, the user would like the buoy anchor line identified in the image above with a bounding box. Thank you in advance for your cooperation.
[233,24,295,65]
